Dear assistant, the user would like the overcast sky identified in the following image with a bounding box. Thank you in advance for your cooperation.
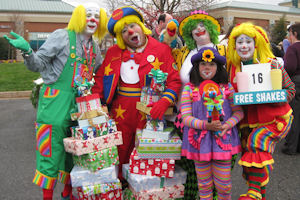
[62,0,287,7]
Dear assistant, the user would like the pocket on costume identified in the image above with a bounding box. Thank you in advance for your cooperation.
[43,87,60,98]
[35,122,52,157]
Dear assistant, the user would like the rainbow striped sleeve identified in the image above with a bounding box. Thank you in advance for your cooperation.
[278,64,295,101]
[224,83,244,128]
[180,84,205,129]
[162,88,178,104]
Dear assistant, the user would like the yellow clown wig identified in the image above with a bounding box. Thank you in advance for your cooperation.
[67,5,108,41]
[113,15,152,49]
[227,22,275,71]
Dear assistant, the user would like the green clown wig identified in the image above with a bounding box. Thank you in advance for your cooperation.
[67,5,108,42]
[181,19,220,50]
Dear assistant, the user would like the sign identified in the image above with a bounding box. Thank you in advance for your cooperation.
[234,90,287,105]
[242,63,272,92]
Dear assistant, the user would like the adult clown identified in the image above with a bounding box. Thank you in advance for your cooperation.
[4,3,107,200]
[92,6,181,180]
[226,23,295,200]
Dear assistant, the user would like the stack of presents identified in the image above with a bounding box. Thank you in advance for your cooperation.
[122,68,187,199]
[63,82,123,200]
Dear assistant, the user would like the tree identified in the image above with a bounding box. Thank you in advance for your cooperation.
[270,15,287,45]
[104,0,217,31]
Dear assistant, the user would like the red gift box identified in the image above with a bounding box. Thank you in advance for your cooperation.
[76,93,101,113]
[74,187,122,200]
[129,148,175,178]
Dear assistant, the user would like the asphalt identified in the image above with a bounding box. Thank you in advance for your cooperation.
[0,97,299,200]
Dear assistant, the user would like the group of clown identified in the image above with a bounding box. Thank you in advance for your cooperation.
[4,2,295,200]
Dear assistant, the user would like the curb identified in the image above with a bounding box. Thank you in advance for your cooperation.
[0,91,31,99]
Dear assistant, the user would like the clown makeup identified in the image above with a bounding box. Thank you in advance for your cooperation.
[199,61,217,80]
[122,23,146,50]
[84,7,100,36]
[192,22,211,46]
[235,34,255,61]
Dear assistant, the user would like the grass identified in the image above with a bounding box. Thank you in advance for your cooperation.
[0,62,40,92]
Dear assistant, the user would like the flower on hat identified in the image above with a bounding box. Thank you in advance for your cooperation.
[202,49,215,62]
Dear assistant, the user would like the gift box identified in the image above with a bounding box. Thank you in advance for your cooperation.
[123,164,187,193]
[76,94,101,113]
[124,185,185,200]
[71,108,107,121]
[107,119,117,134]
[71,126,97,140]
[130,148,175,178]
[70,165,118,187]
[136,129,182,160]
[74,187,122,200]
[64,131,123,156]
[136,102,173,116]
[73,146,119,172]
[78,115,107,128]
[142,127,174,140]
[76,179,121,196]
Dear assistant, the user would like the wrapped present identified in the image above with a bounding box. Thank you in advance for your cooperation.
[95,122,108,136]
[145,116,165,131]
[136,129,182,160]
[70,165,118,187]
[63,131,123,156]
[71,108,107,121]
[107,119,117,134]
[73,146,119,172]
[71,126,97,140]
[74,187,122,200]
[78,115,107,128]
[76,179,121,196]
[130,148,175,178]
[124,185,185,200]
[123,164,187,193]
[136,102,173,116]
[142,127,174,140]
[76,94,101,113]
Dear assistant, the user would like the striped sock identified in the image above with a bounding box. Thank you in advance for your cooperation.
[195,161,213,200]
[247,167,269,200]
[212,160,232,200]
[261,186,266,200]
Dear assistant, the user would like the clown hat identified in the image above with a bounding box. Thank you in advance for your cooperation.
[191,47,226,66]
[179,10,220,36]
[107,6,144,36]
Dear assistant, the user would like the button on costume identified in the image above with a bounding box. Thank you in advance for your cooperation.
[92,6,181,179]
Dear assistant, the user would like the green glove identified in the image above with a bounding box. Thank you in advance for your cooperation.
[3,31,31,53]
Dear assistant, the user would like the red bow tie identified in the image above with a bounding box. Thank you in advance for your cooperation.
[122,50,142,64]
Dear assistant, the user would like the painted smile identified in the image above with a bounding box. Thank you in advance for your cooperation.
[196,30,206,37]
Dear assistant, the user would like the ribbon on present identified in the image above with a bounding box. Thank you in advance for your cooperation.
[148,68,168,92]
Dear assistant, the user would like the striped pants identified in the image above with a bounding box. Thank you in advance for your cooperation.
[195,160,232,200]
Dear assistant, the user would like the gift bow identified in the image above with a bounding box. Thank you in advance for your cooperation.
[148,68,168,84]
[122,50,142,64]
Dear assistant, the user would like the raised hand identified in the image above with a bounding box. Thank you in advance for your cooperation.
[3,31,31,52]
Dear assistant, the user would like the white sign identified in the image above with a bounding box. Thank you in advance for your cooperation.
[242,63,272,92]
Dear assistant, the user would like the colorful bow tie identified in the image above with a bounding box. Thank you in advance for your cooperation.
[122,50,142,64]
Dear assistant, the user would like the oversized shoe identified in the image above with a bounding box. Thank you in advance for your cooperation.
[238,194,259,200]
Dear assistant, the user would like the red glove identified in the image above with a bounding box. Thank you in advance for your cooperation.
[148,98,171,120]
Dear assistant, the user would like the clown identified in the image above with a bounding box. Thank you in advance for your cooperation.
[92,6,181,181]
[171,10,226,199]
[227,23,295,200]
[4,3,107,200]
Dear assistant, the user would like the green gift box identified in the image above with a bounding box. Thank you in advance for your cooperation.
[73,146,119,172]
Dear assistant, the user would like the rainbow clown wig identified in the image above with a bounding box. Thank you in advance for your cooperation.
[179,10,221,51]
[107,6,152,49]
[67,5,108,41]
[227,22,275,70]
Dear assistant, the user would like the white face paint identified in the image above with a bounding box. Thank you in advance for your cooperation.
[84,7,100,36]
[235,34,255,61]
[199,61,217,80]
[192,22,211,46]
